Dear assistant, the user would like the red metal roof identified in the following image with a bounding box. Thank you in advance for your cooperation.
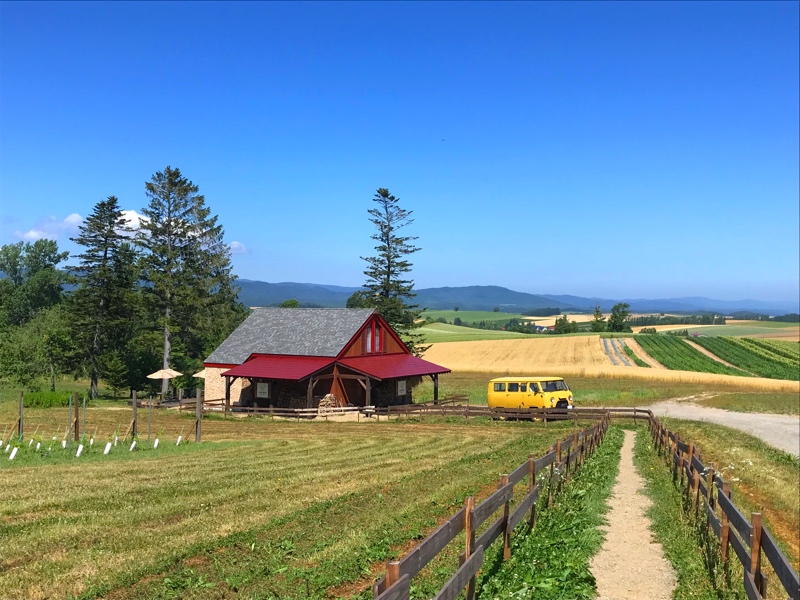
[221,355,334,380]
[338,354,450,380]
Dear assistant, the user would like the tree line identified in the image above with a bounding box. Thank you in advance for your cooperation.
[0,166,246,397]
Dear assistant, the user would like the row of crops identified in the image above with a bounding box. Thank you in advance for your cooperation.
[692,337,800,381]
[634,335,800,381]
[635,335,746,376]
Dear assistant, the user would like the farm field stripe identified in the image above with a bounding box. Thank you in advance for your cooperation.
[602,337,618,365]
[611,339,632,367]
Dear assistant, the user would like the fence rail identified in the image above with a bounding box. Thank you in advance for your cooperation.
[651,417,799,600]
[373,414,611,600]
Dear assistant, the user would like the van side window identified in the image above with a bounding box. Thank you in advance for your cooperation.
[508,383,519,392]
[493,383,506,392]
[530,383,540,393]
[520,383,527,392]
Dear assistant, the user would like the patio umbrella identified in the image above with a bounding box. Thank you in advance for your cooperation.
[192,369,209,379]
[146,368,183,380]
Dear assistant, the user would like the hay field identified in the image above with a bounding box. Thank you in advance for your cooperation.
[423,336,800,392]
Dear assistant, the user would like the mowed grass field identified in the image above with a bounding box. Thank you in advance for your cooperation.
[0,411,576,600]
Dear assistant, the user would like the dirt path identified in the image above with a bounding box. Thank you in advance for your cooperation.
[683,339,743,370]
[649,400,800,456]
[590,430,676,599]
[622,338,665,369]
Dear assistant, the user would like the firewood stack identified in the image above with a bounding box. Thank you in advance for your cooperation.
[317,394,338,413]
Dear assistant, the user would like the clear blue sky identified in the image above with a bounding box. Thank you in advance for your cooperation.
[1,1,798,302]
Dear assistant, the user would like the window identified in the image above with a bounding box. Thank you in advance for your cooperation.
[530,383,540,393]
[366,322,384,354]
[508,383,519,392]
[520,383,527,392]
[493,383,506,392]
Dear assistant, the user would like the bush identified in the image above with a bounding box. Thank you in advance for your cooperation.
[665,329,689,337]
[639,327,658,334]
[23,390,74,408]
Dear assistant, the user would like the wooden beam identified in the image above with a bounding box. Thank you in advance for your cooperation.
[433,374,439,404]
[224,376,231,417]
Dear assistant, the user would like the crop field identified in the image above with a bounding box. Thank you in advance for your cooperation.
[0,419,575,600]
[684,321,800,340]
[422,337,799,391]
[691,336,800,381]
[634,335,746,376]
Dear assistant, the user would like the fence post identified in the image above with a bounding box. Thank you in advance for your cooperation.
[67,392,74,449]
[692,468,700,512]
[750,512,765,595]
[18,391,23,441]
[501,474,511,560]
[195,388,202,442]
[385,560,400,591]
[706,463,715,509]
[132,390,138,439]
[720,481,731,562]
[464,496,476,600]
[528,453,537,527]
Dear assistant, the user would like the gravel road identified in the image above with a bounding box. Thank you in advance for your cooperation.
[649,400,800,457]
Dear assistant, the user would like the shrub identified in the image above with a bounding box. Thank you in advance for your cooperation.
[23,390,74,408]
[639,327,658,334]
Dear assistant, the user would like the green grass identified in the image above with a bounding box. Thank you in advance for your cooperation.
[422,309,528,324]
[633,427,746,599]
[476,426,624,599]
[684,324,799,337]
[418,322,532,343]
[697,392,800,415]
[1,419,576,600]
[692,336,799,381]
[654,418,799,571]
[623,342,651,367]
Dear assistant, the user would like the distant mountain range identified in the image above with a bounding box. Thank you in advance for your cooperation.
[236,280,800,316]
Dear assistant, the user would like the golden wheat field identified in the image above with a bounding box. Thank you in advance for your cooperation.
[422,336,800,392]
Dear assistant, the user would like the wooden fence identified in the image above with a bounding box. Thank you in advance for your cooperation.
[372,414,611,600]
[650,417,800,600]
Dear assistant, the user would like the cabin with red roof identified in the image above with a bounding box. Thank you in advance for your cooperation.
[203,307,449,409]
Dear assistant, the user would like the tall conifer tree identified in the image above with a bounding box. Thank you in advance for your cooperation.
[360,188,427,355]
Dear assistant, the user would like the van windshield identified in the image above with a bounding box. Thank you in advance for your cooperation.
[542,380,567,392]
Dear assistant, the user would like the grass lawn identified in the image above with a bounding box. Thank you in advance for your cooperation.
[1,417,577,600]
[412,371,799,412]
[421,309,527,324]
[655,418,799,571]
[418,322,531,343]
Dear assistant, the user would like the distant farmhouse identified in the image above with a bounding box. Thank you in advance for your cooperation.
[204,308,449,409]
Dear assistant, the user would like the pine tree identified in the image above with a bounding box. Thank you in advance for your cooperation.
[70,196,133,399]
[590,305,607,332]
[360,188,427,355]
[136,166,241,393]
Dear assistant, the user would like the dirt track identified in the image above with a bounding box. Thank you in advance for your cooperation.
[590,430,675,599]
[649,400,800,457]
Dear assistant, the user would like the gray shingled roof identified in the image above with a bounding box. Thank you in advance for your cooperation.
[204,307,375,365]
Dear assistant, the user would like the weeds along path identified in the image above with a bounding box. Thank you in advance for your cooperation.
[650,401,800,456]
[589,430,676,599]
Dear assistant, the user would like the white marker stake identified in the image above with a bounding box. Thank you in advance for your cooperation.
[103,442,112,455]
[129,441,136,452]
[114,436,119,447]
[89,438,94,446]
[4,444,9,453]
[176,435,182,446]
[61,440,67,449]
[9,447,17,460]
[29,439,33,447]
[76,444,84,457]
[35,442,41,451]
[154,438,159,449]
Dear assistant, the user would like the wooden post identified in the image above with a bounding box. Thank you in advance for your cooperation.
[433,373,439,405]
[132,390,138,439]
[148,396,153,443]
[18,391,23,441]
[528,453,537,527]
[720,481,731,561]
[750,512,764,595]
[67,392,73,448]
[692,468,700,511]
[465,496,476,600]
[706,463,715,508]
[195,388,202,442]
[385,560,400,590]
[501,474,511,560]
[224,376,231,417]
[366,377,371,406]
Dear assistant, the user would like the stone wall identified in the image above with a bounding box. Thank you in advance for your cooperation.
[203,367,251,404]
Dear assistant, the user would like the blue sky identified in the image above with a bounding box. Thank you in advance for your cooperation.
[1,2,798,302]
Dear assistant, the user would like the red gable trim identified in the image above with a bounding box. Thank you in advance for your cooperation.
[338,354,450,381]
[221,355,334,380]
[337,313,409,359]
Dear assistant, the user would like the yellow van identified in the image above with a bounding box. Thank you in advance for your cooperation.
[487,376,574,410]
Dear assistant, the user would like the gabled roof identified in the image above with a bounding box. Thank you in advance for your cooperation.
[338,354,451,380]
[204,307,375,365]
